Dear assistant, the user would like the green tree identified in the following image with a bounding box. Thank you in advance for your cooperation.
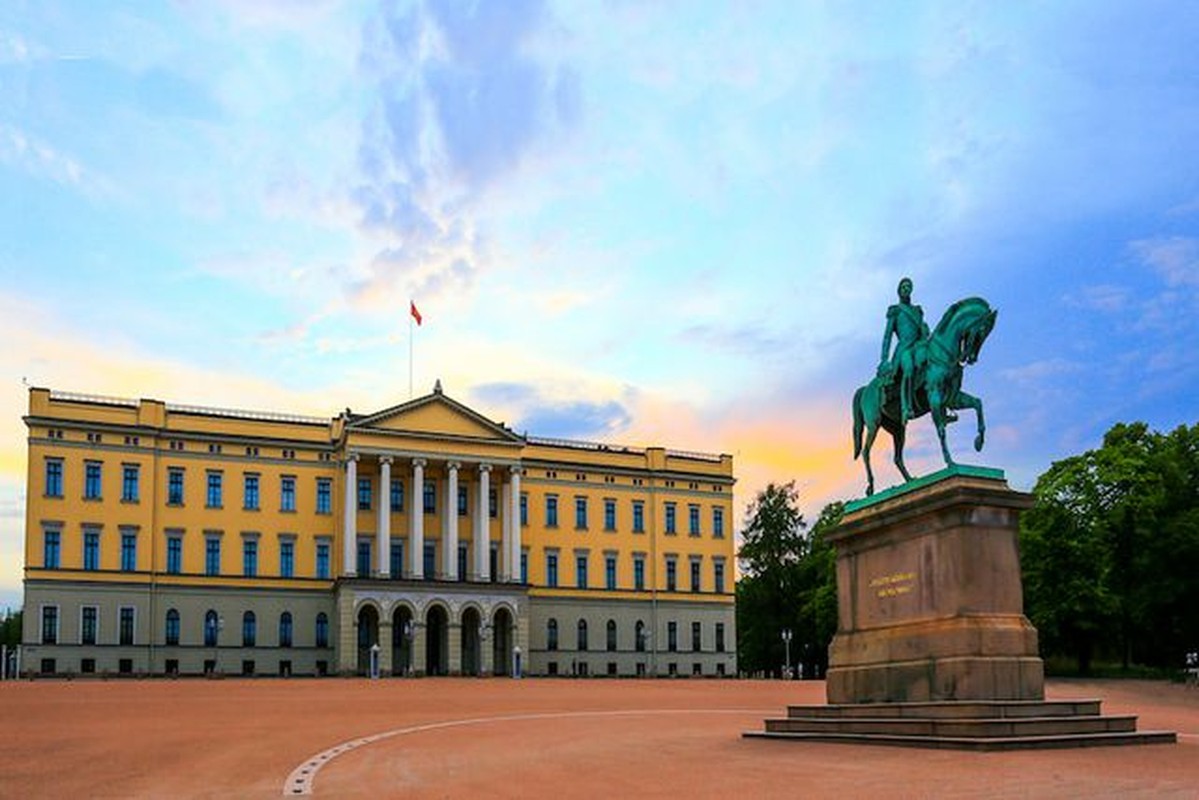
[735,482,842,677]
[1021,422,1199,672]
[0,609,21,648]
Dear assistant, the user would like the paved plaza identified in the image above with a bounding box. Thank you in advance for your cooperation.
[1,677,1196,798]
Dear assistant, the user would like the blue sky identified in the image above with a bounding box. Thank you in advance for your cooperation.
[2,1,1197,609]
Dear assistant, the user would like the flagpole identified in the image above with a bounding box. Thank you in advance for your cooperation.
[409,300,414,400]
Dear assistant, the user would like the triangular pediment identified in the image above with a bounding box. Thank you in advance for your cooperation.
[348,389,522,443]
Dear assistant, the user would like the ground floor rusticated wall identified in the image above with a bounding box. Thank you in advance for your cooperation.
[20,580,736,678]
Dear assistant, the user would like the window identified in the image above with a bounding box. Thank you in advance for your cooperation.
[204,610,219,647]
[316,478,332,514]
[546,495,559,527]
[605,555,617,590]
[42,606,58,644]
[391,479,404,512]
[280,539,294,578]
[166,536,182,575]
[242,611,256,647]
[119,607,135,646]
[575,553,589,588]
[667,621,678,652]
[547,618,558,651]
[713,507,724,538]
[575,497,588,529]
[281,476,296,512]
[122,465,140,502]
[423,480,435,513]
[489,488,498,518]
[391,541,405,578]
[316,612,329,648]
[665,503,677,535]
[606,619,617,652]
[168,468,184,505]
[243,538,258,577]
[714,561,725,594]
[206,472,223,508]
[279,612,293,648]
[520,550,528,583]
[692,621,702,652]
[690,559,702,592]
[43,528,60,569]
[634,556,645,591]
[165,609,180,646]
[688,504,700,536]
[457,543,469,579]
[85,461,102,499]
[632,500,645,533]
[716,622,726,653]
[490,543,499,581]
[45,459,63,498]
[357,477,371,511]
[205,537,221,576]
[520,493,528,526]
[604,499,616,531]
[81,606,98,645]
[357,539,372,576]
[84,529,100,570]
[423,542,436,578]
[316,542,330,579]
[244,474,260,510]
[666,557,677,592]
[120,530,137,571]
[577,619,589,651]
[635,620,646,652]
[546,552,559,588]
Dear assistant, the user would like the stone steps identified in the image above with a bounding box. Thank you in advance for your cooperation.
[744,699,1177,751]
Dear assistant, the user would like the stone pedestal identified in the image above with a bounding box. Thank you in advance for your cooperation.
[825,467,1044,704]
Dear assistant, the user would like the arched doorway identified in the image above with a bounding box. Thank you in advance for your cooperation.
[461,607,481,676]
[492,607,513,677]
[425,604,449,676]
[356,605,379,676]
[392,606,413,677]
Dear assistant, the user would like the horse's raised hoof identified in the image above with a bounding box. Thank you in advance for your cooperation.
[974,433,985,451]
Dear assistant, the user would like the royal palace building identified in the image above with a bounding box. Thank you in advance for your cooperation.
[20,385,736,678]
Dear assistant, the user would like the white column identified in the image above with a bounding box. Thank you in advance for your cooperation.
[501,482,511,581]
[444,462,460,580]
[509,467,522,583]
[475,464,491,581]
[378,457,392,578]
[410,458,426,579]
[343,453,359,577]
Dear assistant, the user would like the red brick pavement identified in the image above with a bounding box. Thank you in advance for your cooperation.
[0,677,1195,799]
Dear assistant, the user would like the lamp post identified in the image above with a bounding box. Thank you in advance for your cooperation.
[781,628,793,680]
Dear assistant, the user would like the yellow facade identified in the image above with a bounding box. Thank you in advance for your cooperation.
[22,385,736,678]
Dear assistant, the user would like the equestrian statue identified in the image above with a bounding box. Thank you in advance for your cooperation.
[852,277,997,496]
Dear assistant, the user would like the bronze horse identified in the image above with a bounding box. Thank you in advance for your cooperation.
[852,297,997,495]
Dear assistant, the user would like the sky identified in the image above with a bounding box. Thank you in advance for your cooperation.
[2,1,1198,610]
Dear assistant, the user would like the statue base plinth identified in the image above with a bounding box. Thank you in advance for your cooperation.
[826,468,1043,703]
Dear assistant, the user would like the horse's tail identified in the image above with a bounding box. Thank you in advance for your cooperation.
[852,386,865,461]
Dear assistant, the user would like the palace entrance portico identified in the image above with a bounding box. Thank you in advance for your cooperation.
[337,581,529,676]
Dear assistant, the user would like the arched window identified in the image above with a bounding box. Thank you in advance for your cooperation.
[606,619,617,652]
[577,619,589,651]
[635,620,646,652]
[547,618,558,651]
[204,609,219,647]
[316,612,329,648]
[165,608,180,646]
[242,610,256,647]
[279,612,293,648]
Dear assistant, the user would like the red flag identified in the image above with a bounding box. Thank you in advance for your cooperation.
[410,300,422,326]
